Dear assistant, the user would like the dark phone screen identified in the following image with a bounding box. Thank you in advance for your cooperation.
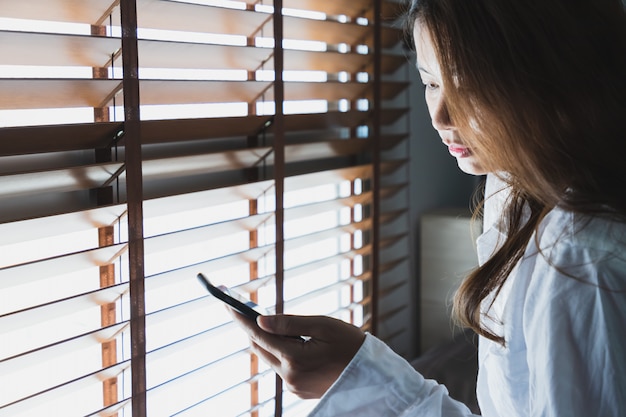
[197,273,262,320]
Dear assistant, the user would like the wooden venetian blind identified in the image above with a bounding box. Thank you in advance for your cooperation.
[0,0,413,415]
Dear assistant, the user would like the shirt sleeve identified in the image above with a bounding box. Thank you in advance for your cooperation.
[523,239,626,417]
[307,333,480,417]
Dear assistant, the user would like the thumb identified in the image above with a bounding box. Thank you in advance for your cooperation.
[257,314,327,337]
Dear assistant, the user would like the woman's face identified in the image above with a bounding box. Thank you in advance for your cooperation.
[413,22,488,176]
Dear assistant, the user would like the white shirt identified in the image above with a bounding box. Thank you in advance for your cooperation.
[308,201,626,416]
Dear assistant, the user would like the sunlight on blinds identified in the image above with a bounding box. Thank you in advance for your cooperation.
[0,0,410,415]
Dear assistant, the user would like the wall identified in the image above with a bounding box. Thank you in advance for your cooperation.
[407,80,480,355]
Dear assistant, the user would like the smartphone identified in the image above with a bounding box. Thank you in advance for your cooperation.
[198,273,308,342]
[197,273,264,321]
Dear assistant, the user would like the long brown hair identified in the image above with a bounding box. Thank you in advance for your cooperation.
[406,0,626,344]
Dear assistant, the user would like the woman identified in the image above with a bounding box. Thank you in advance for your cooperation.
[231,0,626,415]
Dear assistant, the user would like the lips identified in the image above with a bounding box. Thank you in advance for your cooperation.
[447,145,472,158]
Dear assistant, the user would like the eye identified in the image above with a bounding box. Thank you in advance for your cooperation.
[424,82,439,91]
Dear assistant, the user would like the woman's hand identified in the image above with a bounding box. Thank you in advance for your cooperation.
[229,310,366,399]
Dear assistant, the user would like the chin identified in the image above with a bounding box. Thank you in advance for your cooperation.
[457,158,488,176]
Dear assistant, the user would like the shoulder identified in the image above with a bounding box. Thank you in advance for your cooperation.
[532,207,626,290]
[516,209,626,417]
[518,208,626,344]
[538,207,623,247]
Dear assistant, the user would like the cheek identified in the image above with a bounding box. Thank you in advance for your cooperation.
[424,92,437,117]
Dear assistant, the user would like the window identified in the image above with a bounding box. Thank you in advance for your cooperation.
[0,0,412,415]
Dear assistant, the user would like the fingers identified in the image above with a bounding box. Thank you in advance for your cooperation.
[249,340,280,370]
[229,310,366,399]
[227,307,299,357]
[226,309,273,358]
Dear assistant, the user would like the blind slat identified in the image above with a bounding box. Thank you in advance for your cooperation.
[380,232,409,251]
[0,162,124,199]
[132,0,268,36]
[380,208,408,226]
[0,122,123,156]
[0,361,131,417]
[279,109,406,132]
[284,192,373,221]
[283,49,405,74]
[380,183,408,199]
[141,147,273,179]
[0,204,125,247]
[284,253,372,282]
[143,249,276,300]
[144,212,273,253]
[142,180,273,222]
[0,323,126,374]
[282,0,402,20]
[0,243,127,290]
[138,38,270,71]
[0,0,118,24]
[139,79,271,105]
[283,0,375,16]
[136,39,405,75]
[0,111,409,152]
[0,284,127,336]
[284,164,372,189]
[0,30,120,67]
[284,220,373,251]
[86,398,132,417]
[137,80,406,105]
[284,277,360,308]
[281,80,408,102]
[286,139,369,163]
[139,115,271,144]
[142,212,275,276]
[0,79,121,110]
[283,15,401,48]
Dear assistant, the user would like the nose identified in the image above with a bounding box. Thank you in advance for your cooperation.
[429,94,455,132]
